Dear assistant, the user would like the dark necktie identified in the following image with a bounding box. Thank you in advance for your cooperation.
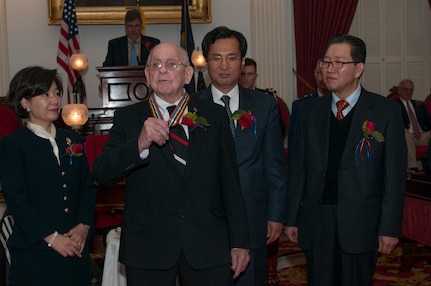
[221,95,235,137]
[130,40,138,66]
[406,101,421,140]
[336,100,349,121]
[167,105,188,174]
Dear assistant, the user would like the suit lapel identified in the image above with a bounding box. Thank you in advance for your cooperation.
[341,90,375,163]
[235,88,255,142]
[316,96,331,169]
[121,36,129,65]
[184,98,205,179]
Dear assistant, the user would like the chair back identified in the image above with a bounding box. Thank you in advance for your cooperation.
[85,134,110,172]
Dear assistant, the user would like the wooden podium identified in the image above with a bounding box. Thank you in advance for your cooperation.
[96,66,152,108]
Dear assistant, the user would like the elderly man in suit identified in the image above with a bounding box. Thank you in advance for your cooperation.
[93,42,250,286]
[102,9,160,66]
[395,78,431,172]
[284,34,406,286]
[193,26,288,286]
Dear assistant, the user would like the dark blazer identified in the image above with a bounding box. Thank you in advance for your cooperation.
[102,35,160,66]
[0,128,96,285]
[286,88,407,253]
[395,98,431,131]
[92,98,249,270]
[288,91,319,149]
[193,85,288,249]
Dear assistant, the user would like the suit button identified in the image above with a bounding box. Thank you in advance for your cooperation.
[63,196,68,201]
[61,171,66,176]
[179,214,185,218]
[63,184,67,189]
[64,208,69,213]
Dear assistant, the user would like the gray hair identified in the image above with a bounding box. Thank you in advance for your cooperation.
[398,78,414,87]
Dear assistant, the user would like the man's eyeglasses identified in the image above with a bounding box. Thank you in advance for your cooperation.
[148,59,185,71]
[319,61,359,69]
[207,55,242,65]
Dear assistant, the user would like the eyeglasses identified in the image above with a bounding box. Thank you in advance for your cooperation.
[319,61,359,69]
[148,59,185,71]
[207,55,242,65]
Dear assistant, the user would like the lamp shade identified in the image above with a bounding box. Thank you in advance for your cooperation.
[70,54,88,72]
[191,48,206,69]
[61,104,89,130]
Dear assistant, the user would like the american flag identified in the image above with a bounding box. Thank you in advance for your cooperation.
[180,0,196,94]
[56,0,81,104]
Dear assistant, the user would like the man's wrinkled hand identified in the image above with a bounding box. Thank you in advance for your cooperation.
[138,117,169,152]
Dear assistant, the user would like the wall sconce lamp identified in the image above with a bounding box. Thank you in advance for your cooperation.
[69,53,88,104]
[61,103,89,131]
[62,53,89,130]
[191,47,207,91]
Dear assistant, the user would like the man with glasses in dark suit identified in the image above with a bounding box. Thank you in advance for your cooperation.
[285,34,406,286]
[94,42,250,286]
[193,26,288,286]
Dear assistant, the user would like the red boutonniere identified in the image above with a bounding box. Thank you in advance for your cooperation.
[181,108,210,131]
[62,137,83,165]
[145,40,152,50]
[232,109,256,130]
[355,120,384,164]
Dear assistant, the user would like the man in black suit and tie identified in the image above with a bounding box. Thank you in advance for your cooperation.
[102,9,160,66]
[193,26,288,286]
[285,35,407,285]
[93,42,250,285]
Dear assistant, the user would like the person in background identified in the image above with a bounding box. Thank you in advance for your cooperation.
[238,58,259,90]
[394,78,431,172]
[93,42,250,286]
[0,66,96,285]
[285,34,406,285]
[193,26,288,286]
[287,60,331,149]
[103,8,160,66]
[239,57,290,140]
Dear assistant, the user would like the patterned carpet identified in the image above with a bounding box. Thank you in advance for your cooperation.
[277,240,431,285]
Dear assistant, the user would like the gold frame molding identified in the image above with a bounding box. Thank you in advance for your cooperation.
[47,0,211,25]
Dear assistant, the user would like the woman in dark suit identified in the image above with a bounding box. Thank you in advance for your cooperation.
[0,66,96,285]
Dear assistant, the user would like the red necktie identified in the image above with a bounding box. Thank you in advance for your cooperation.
[336,100,349,121]
[406,101,421,140]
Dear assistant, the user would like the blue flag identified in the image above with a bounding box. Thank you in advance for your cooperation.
[180,0,196,94]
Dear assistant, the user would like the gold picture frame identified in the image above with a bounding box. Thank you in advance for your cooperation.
[47,0,211,25]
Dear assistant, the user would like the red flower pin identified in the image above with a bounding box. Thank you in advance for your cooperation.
[62,137,83,165]
[232,109,256,130]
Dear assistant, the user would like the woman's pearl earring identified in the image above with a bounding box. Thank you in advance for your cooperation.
[26,108,30,112]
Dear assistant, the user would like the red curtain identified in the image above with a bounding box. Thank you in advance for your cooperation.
[293,0,358,97]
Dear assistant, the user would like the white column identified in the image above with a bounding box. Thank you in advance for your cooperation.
[250,0,295,107]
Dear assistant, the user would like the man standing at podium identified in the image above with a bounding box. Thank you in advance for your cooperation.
[103,9,160,67]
